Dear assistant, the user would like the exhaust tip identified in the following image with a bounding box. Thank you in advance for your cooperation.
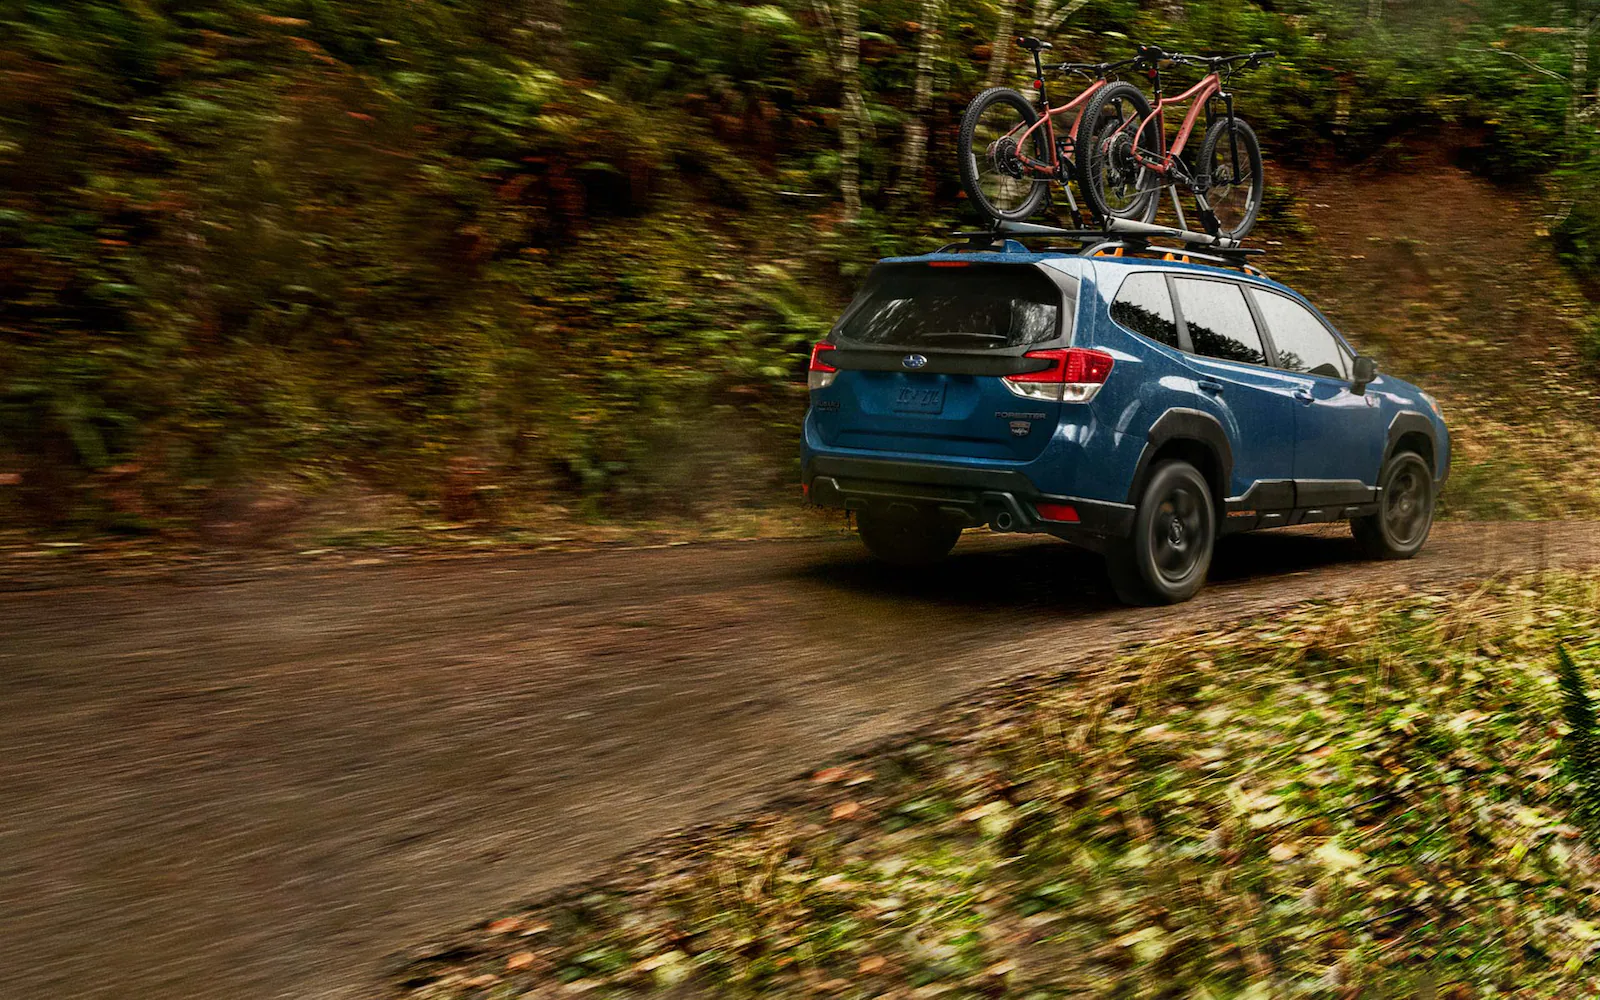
[993,511,1015,531]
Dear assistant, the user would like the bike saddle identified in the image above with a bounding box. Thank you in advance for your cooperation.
[1018,36,1053,52]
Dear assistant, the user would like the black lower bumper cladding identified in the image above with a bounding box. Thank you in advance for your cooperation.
[803,455,1135,545]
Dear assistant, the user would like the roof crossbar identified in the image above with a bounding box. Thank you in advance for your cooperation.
[946,219,1265,275]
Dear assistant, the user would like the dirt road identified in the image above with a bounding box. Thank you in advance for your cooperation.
[2,522,1596,1000]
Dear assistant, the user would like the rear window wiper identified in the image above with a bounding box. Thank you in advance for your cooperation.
[919,332,1008,342]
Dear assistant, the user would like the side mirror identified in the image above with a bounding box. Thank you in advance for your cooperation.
[1351,356,1378,396]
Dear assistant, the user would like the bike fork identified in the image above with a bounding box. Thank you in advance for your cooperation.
[1190,93,1238,237]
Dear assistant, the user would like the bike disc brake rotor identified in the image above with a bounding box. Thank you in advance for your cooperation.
[1208,151,1252,229]
[988,136,1024,178]
[978,133,1036,212]
[1096,123,1145,212]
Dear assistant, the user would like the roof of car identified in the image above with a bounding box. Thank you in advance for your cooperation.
[1082,251,1294,291]
[877,245,1294,293]
[877,249,1075,266]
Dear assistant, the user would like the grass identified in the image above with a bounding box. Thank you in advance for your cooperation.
[399,573,1600,999]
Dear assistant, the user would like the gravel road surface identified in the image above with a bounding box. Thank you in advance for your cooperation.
[1,522,1594,999]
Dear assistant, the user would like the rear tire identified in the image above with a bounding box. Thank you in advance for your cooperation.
[1352,451,1434,559]
[957,87,1052,223]
[1075,81,1160,226]
[1106,460,1215,605]
[857,509,962,567]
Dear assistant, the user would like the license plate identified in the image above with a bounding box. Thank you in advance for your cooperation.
[893,381,945,414]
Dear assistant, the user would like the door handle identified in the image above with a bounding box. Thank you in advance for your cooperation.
[1197,379,1224,395]
[1292,387,1313,404]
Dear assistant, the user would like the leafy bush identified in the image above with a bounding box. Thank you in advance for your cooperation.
[4,0,1600,532]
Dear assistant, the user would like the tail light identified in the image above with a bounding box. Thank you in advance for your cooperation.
[808,342,838,391]
[1003,347,1114,402]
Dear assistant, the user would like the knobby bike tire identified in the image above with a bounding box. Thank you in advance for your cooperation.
[1074,80,1160,226]
[1198,116,1264,240]
[957,87,1051,223]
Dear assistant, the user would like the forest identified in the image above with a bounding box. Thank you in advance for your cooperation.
[2,0,1598,538]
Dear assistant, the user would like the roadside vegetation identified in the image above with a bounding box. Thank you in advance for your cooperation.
[400,571,1600,998]
[6,0,1600,541]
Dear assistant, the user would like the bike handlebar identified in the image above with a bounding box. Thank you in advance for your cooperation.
[1021,40,1275,79]
[1053,56,1137,76]
[1134,45,1276,71]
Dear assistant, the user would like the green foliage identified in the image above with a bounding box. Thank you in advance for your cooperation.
[1553,157,1600,281]
[403,575,1600,997]
[4,0,1600,531]
[1558,645,1600,834]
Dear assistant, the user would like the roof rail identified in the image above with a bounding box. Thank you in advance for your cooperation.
[946,219,1267,276]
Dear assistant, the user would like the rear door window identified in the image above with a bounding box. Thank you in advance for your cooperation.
[1250,289,1351,379]
[1109,272,1179,348]
[1171,277,1267,366]
[836,263,1066,350]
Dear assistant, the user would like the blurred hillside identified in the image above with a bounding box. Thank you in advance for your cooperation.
[3,0,1600,541]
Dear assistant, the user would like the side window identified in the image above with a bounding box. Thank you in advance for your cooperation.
[1109,272,1179,348]
[1250,289,1351,379]
[1171,277,1266,366]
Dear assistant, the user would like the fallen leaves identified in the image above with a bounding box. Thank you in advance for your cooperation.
[403,573,1600,999]
[1312,843,1367,872]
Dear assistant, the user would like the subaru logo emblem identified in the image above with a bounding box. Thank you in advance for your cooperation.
[902,354,928,369]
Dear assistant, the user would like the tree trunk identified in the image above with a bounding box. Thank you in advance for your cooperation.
[896,0,941,198]
[1038,0,1091,39]
[1033,0,1055,39]
[986,0,1016,86]
[839,0,863,218]
[511,0,571,69]
[1573,6,1591,144]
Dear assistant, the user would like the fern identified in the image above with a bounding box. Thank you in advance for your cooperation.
[1557,645,1600,832]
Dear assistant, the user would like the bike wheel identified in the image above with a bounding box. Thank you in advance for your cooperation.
[1075,81,1160,225]
[1198,116,1264,240]
[957,87,1051,223]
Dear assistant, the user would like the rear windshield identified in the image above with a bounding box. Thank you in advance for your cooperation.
[835,263,1068,350]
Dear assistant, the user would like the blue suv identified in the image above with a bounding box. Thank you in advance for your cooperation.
[801,238,1449,604]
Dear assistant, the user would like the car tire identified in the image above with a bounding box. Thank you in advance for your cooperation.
[1106,460,1216,605]
[1352,450,1434,560]
[856,509,962,567]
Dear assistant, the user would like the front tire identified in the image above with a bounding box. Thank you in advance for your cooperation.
[957,87,1052,223]
[1197,117,1264,240]
[856,509,962,567]
[1352,451,1434,559]
[1106,461,1216,605]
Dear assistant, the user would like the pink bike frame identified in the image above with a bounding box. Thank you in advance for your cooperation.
[1130,71,1224,175]
[1009,78,1109,177]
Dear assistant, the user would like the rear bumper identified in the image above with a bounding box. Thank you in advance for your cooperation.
[803,454,1135,547]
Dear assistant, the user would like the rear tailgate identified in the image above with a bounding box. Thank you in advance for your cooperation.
[810,261,1076,462]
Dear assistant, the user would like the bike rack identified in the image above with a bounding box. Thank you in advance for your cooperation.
[946,218,1266,275]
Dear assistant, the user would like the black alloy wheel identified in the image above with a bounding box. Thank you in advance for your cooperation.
[1107,460,1216,605]
[1352,450,1435,559]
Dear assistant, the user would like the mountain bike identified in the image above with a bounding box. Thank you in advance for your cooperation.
[1077,45,1275,240]
[956,37,1153,224]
